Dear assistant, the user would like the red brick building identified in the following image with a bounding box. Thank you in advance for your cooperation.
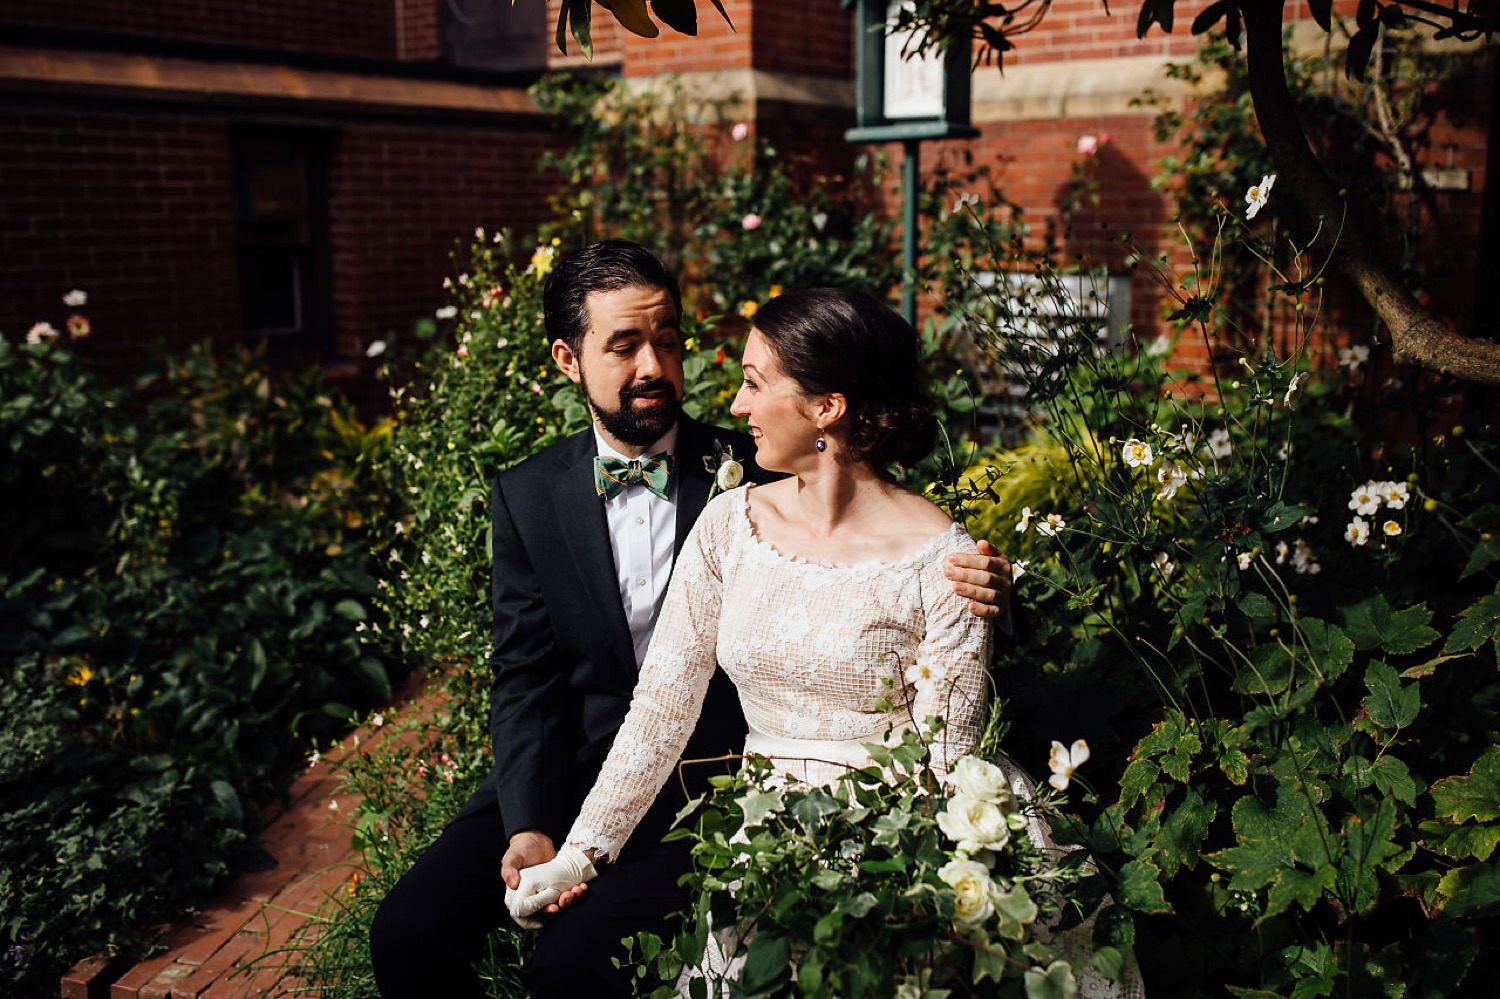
[1,1,1493,386]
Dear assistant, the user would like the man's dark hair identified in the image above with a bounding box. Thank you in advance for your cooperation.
[542,240,683,353]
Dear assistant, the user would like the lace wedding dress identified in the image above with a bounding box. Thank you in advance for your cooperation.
[565,486,1143,998]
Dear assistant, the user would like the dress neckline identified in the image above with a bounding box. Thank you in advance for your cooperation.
[733,484,965,571]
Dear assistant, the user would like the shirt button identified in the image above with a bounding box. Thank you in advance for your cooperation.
[635,576,647,587]
[634,516,645,525]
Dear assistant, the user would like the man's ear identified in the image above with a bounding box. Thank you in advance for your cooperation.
[551,339,583,385]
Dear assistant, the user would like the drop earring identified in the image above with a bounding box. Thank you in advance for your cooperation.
[815,435,827,453]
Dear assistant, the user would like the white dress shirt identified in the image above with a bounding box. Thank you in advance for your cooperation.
[595,427,679,667]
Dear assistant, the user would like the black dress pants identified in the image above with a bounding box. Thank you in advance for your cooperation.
[369,792,694,999]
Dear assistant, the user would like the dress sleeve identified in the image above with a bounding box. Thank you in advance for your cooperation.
[563,494,733,862]
[909,534,993,774]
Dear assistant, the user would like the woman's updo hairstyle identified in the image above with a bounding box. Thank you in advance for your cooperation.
[751,287,937,469]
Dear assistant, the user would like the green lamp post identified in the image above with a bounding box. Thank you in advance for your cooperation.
[843,0,977,323]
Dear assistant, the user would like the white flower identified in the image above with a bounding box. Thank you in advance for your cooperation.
[1383,520,1402,538]
[1207,429,1233,459]
[1348,483,1381,516]
[434,305,458,320]
[1378,480,1410,510]
[716,459,744,491]
[1035,513,1066,538]
[1076,134,1101,157]
[1047,739,1090,791]
[365,340,387,358]
[1145,333,1172,357]
[372,713,385,728]
[1121,438,1154,468]
[329,799,340,811]
[1156,459,1188,501]
[1291,538,1320,575]
[1236,551,1253,571]
[1338,345,1370,371]
[1345,516,1371,547]
[1245,173,1276,220]
[741,213,762,231]
[936,793,1012,853]
[731,121,750,142]
[937,858,998,925]
[26,322,59,344]
[1014,506,1034,533]
[904,660,947,698]
[1012,559,1029,580]
[307,750,321,768]
[62,289,88,307]
[1152,552,1176,579]
[1283,371,1306,409]
[948,756,1015,807]
[952,191,979,214]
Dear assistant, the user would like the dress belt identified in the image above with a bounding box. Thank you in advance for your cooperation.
[743,725,909,769]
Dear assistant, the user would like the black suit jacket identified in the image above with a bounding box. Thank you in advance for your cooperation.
[466,416,767,854]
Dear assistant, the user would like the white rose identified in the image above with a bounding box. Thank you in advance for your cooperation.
[948,756,1014,808]
[716,459,744,491]
[937,858,997,925]
[936,792,1012,853]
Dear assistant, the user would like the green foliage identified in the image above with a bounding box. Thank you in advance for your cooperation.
[0,327,399,996]
[945,177,1500,992]
[630,738,1110,999]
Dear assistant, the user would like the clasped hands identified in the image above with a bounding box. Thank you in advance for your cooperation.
[502,831,596,929]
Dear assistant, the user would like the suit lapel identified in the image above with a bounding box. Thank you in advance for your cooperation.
[550,430,636,672]
[673,418,717,558]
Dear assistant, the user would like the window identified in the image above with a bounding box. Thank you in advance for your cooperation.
[232,130,331,349]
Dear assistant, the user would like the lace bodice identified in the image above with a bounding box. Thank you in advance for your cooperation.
[566,486,992,862]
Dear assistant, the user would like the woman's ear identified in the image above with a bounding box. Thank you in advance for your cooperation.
[815,392,848,429]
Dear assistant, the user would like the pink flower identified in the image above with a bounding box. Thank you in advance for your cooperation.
[1076,133,1109,157]
[731,122,750,142]
[741,213,762,231]
[456,345,468,358]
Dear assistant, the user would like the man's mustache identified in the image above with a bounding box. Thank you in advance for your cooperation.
[620,378,677,402]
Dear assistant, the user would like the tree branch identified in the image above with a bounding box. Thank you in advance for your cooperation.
[1240,1,1500,385]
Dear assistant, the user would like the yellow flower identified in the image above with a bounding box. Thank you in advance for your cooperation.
[530,244,557,277]
[739,300,759,319]
[768,284,783,299]
[65,666,95,686]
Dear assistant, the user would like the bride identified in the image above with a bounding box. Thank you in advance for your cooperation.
[508,287,1140,997]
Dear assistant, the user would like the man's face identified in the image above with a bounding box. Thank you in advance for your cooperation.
[552,284,686,454]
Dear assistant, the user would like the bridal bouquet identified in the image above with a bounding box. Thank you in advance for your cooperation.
[624,727,1125,998]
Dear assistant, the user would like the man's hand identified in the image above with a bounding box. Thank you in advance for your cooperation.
[504,845,598,929]
[946,538,1013,620]
[501,829,557,891]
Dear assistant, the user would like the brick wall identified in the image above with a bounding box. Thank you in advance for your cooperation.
[2,0,400,61]
[397,0,440,60]
[326,125,562,364]
[751,0,849,79]
[0,109,239,375]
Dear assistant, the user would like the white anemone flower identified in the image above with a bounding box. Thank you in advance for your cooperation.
[1207,429,1233,459]
[1152,552,1176,579]
[1157,460,1188,501]
[1378,480,1410,510]
[1236,551,1253,571]
[1121,438,1154,468]
[1338,345,1371,371]
[1015,506,1034,533]
[1345,516,1371,547]
[1383,520,1403,538]
[1048,739,1090,791]
[1348,484,1381,516]
[1036,513,1067,537]
[1245,173,1276,220]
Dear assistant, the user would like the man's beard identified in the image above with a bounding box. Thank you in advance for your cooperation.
[584,374,682,448]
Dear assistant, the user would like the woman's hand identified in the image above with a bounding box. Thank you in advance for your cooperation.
[504,845,598,929]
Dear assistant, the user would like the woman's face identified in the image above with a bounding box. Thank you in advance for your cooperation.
[730,328,821,474]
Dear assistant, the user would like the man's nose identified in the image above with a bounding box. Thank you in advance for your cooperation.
[636,345,663,378]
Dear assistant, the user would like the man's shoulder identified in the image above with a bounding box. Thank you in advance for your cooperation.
[493,428,591,492]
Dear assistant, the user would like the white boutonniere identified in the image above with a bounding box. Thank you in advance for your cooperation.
[704,441,744,501]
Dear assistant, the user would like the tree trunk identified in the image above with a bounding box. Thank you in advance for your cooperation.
[1240,1,1500,385]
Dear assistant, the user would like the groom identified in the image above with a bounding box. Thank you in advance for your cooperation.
[369,240,1015,998]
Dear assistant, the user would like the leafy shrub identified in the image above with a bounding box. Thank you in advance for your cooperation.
[948,192,1500,994]
[0,321,399,997]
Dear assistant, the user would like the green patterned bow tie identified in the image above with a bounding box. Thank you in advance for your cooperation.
[593,452,675,501]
